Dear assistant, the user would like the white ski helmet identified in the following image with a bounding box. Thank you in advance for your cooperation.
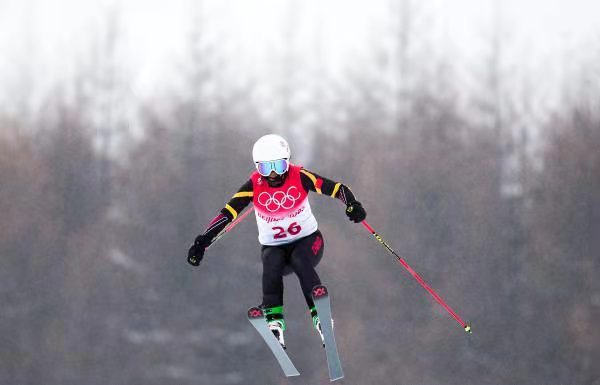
[252,134,291,163]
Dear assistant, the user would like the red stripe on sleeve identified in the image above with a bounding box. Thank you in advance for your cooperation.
[315,178,323,191]
[207,213,226,229]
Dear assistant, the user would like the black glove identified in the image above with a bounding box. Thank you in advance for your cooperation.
[187,234,210,266]
[346,201,366,223]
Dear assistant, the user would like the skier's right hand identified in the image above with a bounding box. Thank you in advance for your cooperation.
[187,234,210,266]
[346,201,366,223]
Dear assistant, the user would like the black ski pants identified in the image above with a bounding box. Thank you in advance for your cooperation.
[261,230,324,309]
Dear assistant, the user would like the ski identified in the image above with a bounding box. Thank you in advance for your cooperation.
[312,285,344,382]
[247,307,300,377]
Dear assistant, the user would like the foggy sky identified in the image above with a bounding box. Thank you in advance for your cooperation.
[0,0,599,108]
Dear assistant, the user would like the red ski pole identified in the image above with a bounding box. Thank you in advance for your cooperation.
[361,220,472,334]
[208,206,254,248]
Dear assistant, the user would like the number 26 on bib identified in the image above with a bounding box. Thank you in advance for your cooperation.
[272,222,302,239]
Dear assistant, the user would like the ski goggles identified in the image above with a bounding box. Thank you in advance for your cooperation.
[255,159,289,176]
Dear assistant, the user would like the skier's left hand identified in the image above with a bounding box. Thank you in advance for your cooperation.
[187,234,210,266]
[346,201,366,223]
[187,244,205,266]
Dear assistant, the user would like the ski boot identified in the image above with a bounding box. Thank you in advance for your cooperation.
[264,305,287,349]
[310,306,333,348]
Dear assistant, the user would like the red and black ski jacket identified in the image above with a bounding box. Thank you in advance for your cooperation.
[200,165,357,246]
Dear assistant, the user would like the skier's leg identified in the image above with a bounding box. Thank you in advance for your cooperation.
[289,230,324,309]
[261,245,288,347]
[261,245,287,307]
[289,231,327,343]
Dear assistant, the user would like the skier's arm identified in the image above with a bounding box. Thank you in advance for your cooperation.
[299,169,366,223]
[187,180,253,266]
[203,179,253,243]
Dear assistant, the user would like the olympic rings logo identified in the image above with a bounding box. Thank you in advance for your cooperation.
[257,186,302,212]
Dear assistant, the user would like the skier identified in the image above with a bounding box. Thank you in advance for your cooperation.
[187,134,366,348]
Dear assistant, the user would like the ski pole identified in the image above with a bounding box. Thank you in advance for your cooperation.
[208,206,254,248]
[361,220,472,334]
